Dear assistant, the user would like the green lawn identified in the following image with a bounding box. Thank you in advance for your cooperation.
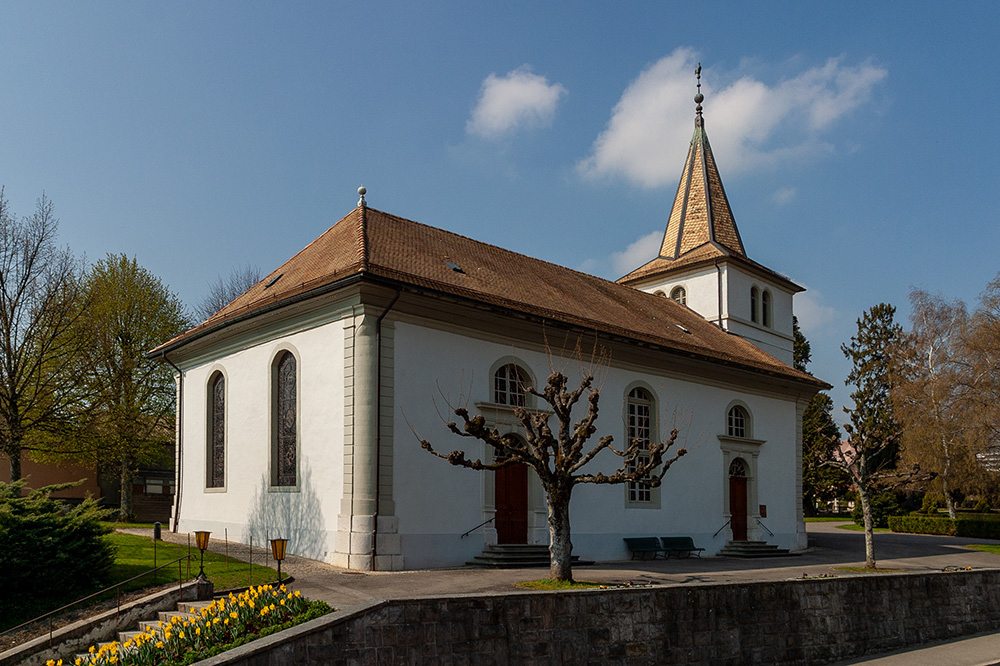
[966,544,1000,555]
[836,523,890,532]
[107,532,280,593]
[804,516,853,522]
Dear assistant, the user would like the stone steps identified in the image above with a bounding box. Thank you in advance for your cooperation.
[717,540,796,558]
[74,599,214,662]
[468,544,593,568]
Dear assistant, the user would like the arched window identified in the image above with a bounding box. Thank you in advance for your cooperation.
[750,287,759,324]
[494,364,527,407]
[208,372,225,488]
[273,351,297,487]
[727,405,750,439]
[729,457,748,478]
[653,290,666,297]
[626,387,653,503]
[762,290,772,328]
[670,286,687,306]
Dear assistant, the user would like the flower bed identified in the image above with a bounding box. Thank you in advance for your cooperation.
[68,584,331,666]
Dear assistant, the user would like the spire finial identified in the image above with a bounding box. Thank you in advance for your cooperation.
[357,185,367,208]
[694,63,704,127]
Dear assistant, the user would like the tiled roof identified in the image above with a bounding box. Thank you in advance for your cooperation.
[154,206,824,388]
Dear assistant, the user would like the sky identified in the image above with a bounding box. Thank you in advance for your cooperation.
[1,2,998,424]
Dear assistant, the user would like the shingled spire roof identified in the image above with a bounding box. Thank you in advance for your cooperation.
[619,69,798,291]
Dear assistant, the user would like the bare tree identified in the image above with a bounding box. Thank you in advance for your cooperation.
[419,365,687,582]
[194,263,261,322]
[0,190,90,482]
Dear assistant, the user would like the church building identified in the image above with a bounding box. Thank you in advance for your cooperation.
[152,86,827,571]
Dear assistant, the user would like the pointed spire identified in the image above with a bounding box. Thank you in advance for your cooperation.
[656,66,745,261]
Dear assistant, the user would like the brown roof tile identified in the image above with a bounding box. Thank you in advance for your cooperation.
[154,206,822,388]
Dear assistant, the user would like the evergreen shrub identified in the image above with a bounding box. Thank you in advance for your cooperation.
[0,480,115,631]
[852,492,903,528]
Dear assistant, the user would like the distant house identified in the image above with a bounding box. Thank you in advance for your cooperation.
[152,93,827,570]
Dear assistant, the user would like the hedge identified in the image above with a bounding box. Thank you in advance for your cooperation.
[889,514,1000,539]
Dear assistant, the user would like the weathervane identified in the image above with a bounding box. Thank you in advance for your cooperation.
[694,63,704,125]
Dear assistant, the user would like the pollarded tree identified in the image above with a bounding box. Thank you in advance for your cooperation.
[419,369,687,582]
[0,190,90,482]
[75,254,190,520]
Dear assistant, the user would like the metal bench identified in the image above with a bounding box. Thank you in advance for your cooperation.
[623,537,666,560]
[660,536,705,559]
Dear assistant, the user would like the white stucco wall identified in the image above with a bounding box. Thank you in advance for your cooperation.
[392,319,802,568]
[175,320,346,562]
[636,266,721,324]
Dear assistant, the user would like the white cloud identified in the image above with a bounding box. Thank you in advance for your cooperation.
[772,187,797,205]
[795,288,838,335]
[577,49,887,187]
[579,230,661,280]
[610,230,662,275]
[466,66,567,140]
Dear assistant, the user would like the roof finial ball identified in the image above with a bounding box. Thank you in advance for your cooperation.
[357,185,367,209]
[694,62,704,126]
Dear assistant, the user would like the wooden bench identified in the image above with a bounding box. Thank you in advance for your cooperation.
[660,536,705,559]
[623,537,665,560]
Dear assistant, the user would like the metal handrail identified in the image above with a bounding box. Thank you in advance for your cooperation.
[460,516,495,539]
[755,517,774,537]
[0,554,196,646]
[712,518,731,538]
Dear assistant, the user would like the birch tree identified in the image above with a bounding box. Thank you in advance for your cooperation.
[419,369,687,582]
[892,290,978,518]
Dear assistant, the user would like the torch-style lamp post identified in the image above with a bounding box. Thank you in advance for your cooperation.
[194,531,211,579]
[270,538,288,584]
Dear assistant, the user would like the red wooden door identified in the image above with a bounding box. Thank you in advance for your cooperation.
[730,476,748,541]
[495,463,528,544]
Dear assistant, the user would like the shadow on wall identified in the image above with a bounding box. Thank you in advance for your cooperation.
[245,464,327,561]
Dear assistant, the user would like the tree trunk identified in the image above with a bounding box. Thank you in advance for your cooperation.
[119,458,134,521]
[7,450,21,483]
[546,487,574,582]
[941,437,957,519]
[858,487,877,569]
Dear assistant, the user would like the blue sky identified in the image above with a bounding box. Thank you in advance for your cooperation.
[1,2,998,422]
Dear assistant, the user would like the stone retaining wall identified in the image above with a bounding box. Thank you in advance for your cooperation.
[199,569,1000,665]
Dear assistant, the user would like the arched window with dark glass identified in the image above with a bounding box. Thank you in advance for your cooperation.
[273,351,297,487]
[670,286,687,306]
[762,290,772,328]
[626,387,654,503]
[750,287,759,324]
[727,405,750,439]
[208,372,225,488]
[494,364,527,407]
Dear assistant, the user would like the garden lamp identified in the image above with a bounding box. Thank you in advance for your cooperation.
[194,530,211,578]
[270,538,288,583]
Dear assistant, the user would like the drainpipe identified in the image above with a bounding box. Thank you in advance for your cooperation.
[161,352,184,533]
[714,258,724,330]
[371,289,401,571]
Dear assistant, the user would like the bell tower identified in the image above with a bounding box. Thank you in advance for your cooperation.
[618,64,802,366]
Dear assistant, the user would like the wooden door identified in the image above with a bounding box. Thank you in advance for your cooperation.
[495,463,528,544]
[730,476,748,541]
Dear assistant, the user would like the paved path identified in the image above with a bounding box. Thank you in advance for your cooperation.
[121,522,1000,665]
